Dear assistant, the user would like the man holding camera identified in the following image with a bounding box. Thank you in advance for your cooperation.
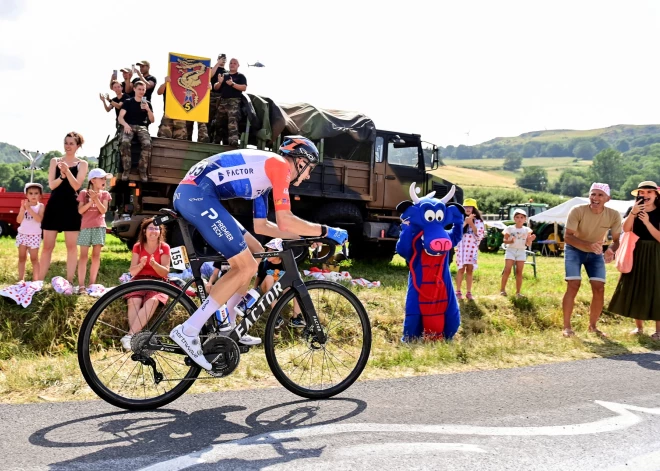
[208,53,227,143]
[132,61,158,102]
[117,81,154,182]
[561,182,621,338]
[214,58,247,146]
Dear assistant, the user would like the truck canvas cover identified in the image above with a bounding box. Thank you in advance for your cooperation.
[248,94,377,143]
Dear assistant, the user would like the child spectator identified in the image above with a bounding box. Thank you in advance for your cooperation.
[121,218,170,350]
[16,182,44,282]
[76,168,112,294]
[500,209,536,297]
[454,198,485,300]
[256,238,304,329]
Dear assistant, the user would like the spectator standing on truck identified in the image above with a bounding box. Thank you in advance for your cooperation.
[132,61,157,102]
[156,76,188,140]
[185,81,212,143]
[121,217,171,350]
[76,169,112,295]
[208,53,227,143]
[214,58,247,146]
[562,183,621,338]
[118,81,154,182]
[16,182,44,283]
[40,132,88,292]
[454,198,485,301]
[99,80,128,128]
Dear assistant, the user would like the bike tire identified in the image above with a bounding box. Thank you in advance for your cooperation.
[77,280,202,410]
[264,280,371,399]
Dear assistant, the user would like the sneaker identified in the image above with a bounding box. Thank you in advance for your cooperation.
[169,325,212,370]
[121,170,130,181]
[274,316,285,329]
[238,334,262,346]
[120,334,133,351]
[289,316,306,328]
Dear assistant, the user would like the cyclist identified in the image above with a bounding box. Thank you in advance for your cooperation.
[169,136,348,370]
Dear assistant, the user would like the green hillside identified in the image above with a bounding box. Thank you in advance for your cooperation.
[482,124,660,146]
[0,142,25,164]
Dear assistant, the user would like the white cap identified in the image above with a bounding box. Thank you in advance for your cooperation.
[265,238,283,251]
[88,168,112,180]
[513,208,527,217]
[589,182,611,196]
[24,182,43,193]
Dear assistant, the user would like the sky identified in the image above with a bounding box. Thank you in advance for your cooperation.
[1,0,659,156]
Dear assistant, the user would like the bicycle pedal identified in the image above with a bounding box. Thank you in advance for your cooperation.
[238,345,251,354]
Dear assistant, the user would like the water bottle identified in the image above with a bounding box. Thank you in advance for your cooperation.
[234,289,261,317]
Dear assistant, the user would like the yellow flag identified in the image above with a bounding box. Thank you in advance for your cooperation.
[165,52,211,122]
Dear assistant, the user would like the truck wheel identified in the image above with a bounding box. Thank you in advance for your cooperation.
[0,221,8,237]
[315,202,363,226]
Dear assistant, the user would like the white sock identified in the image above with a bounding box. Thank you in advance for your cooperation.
[183,296,220,336]
[226,293,243,326]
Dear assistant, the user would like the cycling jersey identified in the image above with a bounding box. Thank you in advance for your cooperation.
[173,149,292,259]
[179,149,292,218]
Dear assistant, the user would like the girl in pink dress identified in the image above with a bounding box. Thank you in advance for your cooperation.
[454,198,485,300]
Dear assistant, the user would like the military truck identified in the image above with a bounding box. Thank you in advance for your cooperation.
[479,202,552,253]
[99,95,463,261]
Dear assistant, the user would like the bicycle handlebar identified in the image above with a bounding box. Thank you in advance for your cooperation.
[281,237,340,264]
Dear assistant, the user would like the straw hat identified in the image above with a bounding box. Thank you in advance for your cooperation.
[631,181,659,196]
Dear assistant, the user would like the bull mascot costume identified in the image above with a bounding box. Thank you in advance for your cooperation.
[396,183,465,341]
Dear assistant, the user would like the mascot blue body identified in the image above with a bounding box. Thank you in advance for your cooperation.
[396,183,465,341]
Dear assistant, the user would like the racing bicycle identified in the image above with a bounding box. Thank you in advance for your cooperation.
[77,209,371,410]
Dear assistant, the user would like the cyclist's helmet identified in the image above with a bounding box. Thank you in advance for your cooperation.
[279,136,320,164]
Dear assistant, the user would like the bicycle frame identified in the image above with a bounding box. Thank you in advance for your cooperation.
[146,215,327,355]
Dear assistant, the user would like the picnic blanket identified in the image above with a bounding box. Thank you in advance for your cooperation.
[0,280,44,307]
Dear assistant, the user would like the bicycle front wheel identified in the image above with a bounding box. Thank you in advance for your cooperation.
[77,280,201,410]
[264,280,371,399]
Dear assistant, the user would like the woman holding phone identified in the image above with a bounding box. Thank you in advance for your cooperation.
[608,181,660,338]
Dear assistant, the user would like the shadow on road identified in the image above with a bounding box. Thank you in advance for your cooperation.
[28,397,367,470]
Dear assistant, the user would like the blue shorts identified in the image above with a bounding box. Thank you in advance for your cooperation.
[173,184,248,259]
[564,244,606,283]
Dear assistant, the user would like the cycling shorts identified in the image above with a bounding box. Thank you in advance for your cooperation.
[173,184,248,259]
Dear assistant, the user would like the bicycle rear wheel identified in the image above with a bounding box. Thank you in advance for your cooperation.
[264,280,371,399]
[77,280,201,410]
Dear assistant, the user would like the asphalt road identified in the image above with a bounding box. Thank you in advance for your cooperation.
[3,352,660,471]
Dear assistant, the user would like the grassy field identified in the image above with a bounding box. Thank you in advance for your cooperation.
[439,156,593,189]
[1,234,659,405]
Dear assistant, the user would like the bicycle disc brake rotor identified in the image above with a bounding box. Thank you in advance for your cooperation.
[203,336,240,377]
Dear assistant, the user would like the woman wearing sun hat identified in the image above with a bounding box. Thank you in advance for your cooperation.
[608,181,660,339]
[454,197,485,300]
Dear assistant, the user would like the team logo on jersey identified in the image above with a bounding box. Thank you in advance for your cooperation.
[201,208,219,220]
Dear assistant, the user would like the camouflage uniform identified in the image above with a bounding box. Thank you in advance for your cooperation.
[120,125,151,182]
[208,93,220,143]
[185,121,209,143]
[157,117,188,140]
[216,97,241,146]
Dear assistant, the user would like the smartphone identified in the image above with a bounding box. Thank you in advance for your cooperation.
[636,195,645,203]
[112,69,117,77]
[141,97,147,104]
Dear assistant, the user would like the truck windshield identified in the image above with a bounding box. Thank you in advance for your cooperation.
[422,141,436,170]
[387,144,418,168]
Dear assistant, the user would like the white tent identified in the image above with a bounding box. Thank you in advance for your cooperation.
[529,197,634,225]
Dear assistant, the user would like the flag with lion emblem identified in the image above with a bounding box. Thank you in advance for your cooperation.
[165,52,211,122]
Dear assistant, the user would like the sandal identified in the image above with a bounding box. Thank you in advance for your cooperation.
[516,293,526,298]
[562,328,575,338]
[455,291,463,300]
[651,332,660,341]
[466,292,474,301]
[588,327,607,338]
[500,291,508,297]
[76,286,86,295]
